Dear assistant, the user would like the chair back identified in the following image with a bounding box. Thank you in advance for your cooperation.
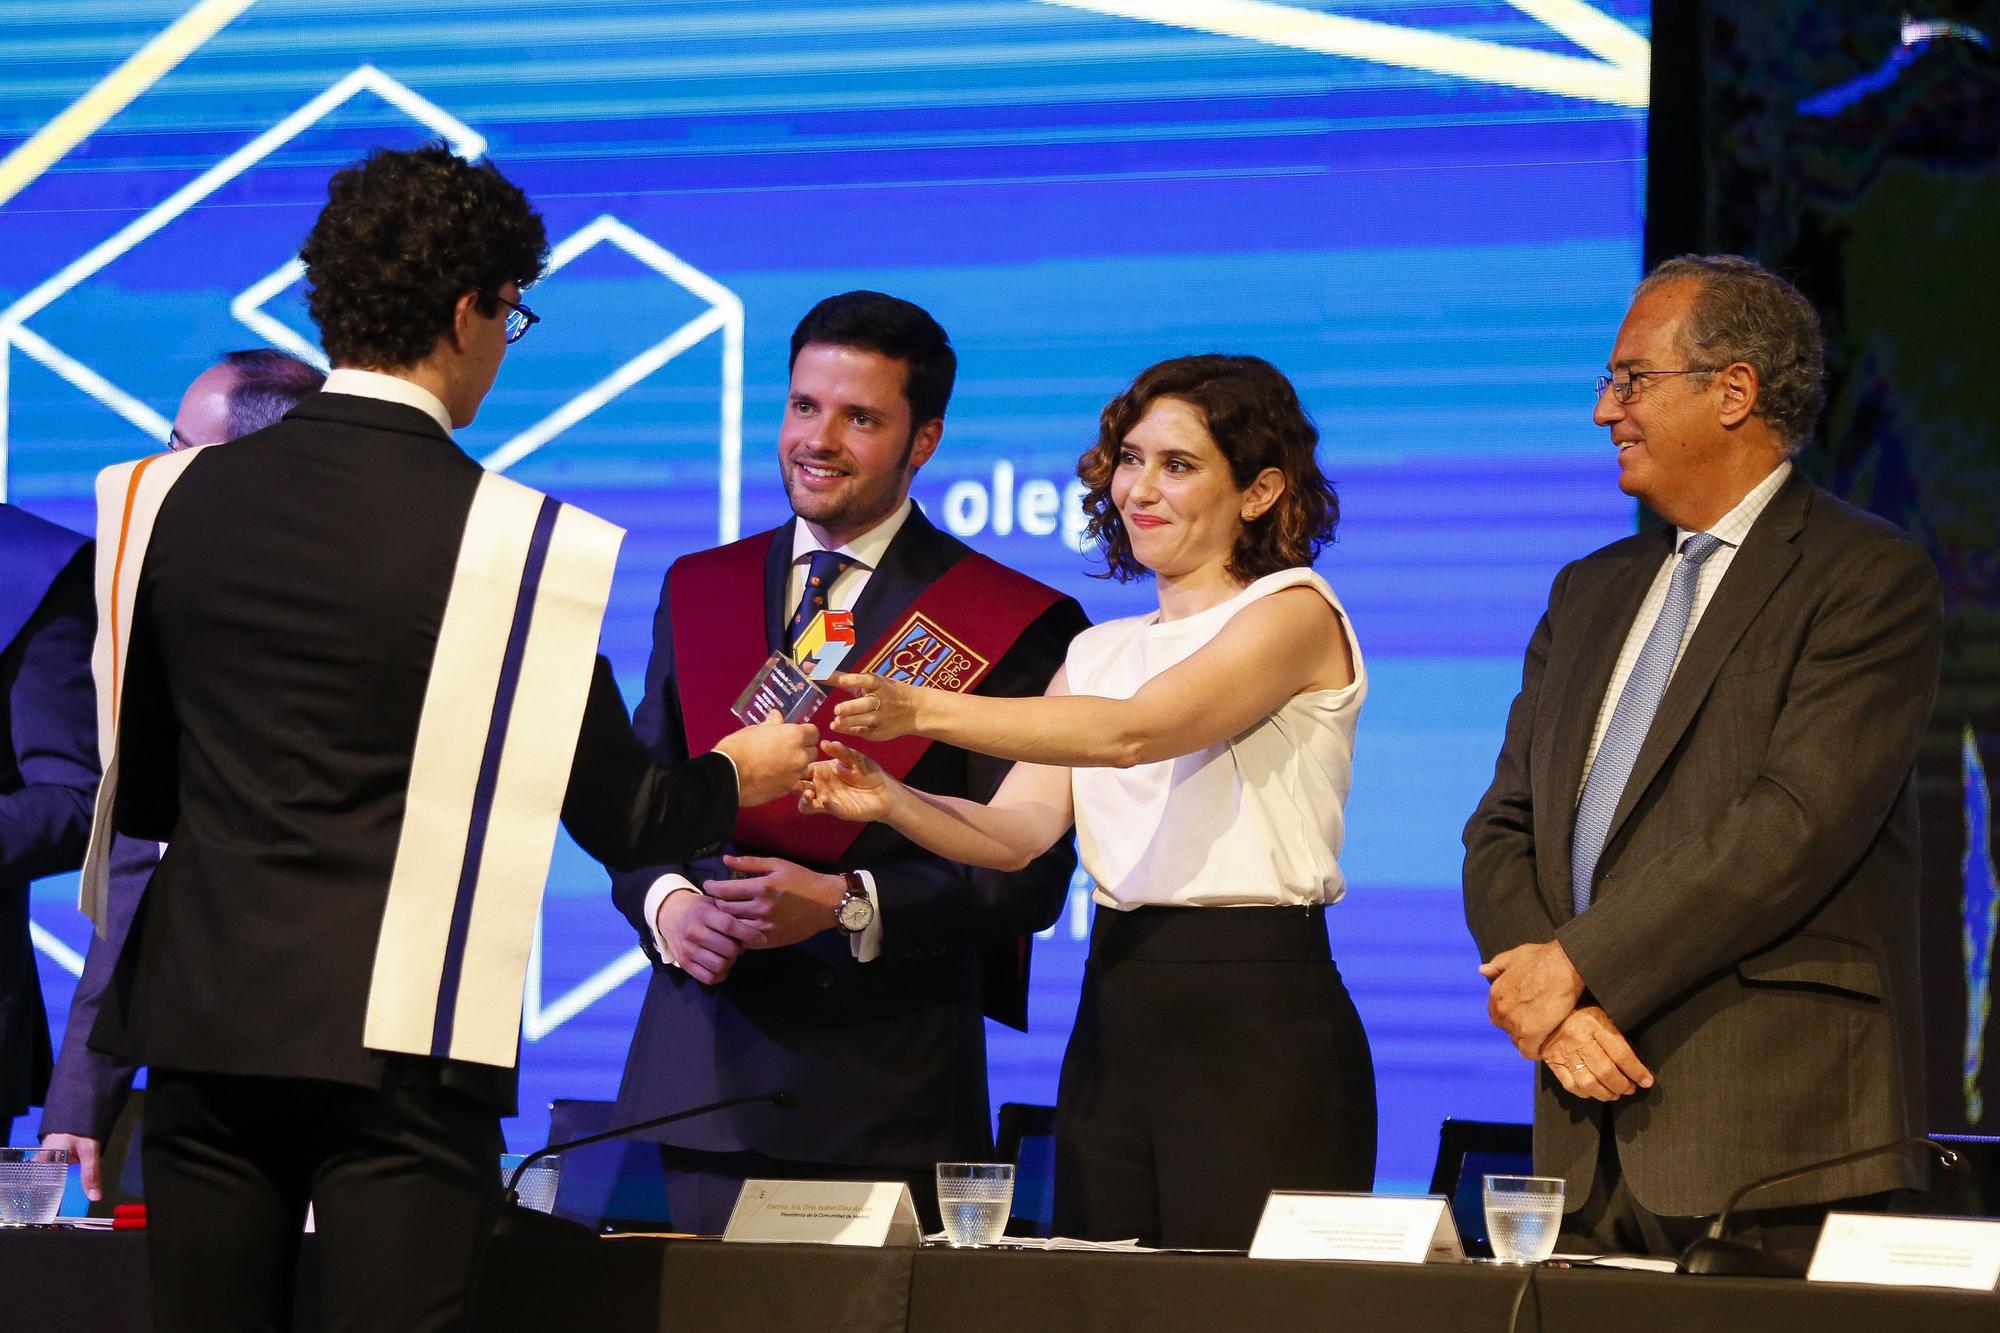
[996,1101,1057,1237]
[1429,1118,1533,1259]
[544,1097,673,1231]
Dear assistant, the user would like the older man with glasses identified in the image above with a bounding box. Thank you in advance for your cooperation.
[1463,254,1942,1268]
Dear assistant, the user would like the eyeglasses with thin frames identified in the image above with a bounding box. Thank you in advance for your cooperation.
[1594,368,1715,403]
[495,293,540,345]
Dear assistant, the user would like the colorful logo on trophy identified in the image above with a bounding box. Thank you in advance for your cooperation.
[860,614,990,692]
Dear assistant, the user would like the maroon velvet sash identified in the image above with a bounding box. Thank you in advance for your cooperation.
[670,530,1064,865]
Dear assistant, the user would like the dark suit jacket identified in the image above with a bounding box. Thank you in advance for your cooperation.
[94,391,739,1114]
[610,506,1086,1166]
[0,505,96,1121]
[39,833,156,1140]
[1463,470,1943,1215]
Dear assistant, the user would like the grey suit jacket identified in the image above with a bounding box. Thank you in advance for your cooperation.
[1463,469,1942,1216]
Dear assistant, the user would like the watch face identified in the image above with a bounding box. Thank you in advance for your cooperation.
[837,893,874,932]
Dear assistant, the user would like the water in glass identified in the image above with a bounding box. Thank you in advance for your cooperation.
[1482,1174,1564,1264]
[0,1149,69,1225]
[935,1162,1013,1247]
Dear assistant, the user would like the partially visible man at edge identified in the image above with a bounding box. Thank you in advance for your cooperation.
[39,348,327,1201]
[85,144,814,1332]
[609,291,1088,1234]
[1463,255,1942,1267]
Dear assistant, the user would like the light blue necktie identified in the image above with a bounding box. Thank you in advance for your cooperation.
[1570,532,1723,915]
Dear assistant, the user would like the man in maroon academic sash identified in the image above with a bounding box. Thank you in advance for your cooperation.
[610,291,1087,1232]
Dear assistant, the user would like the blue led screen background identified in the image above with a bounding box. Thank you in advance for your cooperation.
[3,1,1649,1189]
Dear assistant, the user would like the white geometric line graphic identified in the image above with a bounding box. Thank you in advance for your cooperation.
[479,214,746,547]
[522,916,649,1043]
[28,921,84,980]
[230,260,328,372]
[15,70,743,1038]
[1034,0,1650,107]
[0,65,486,496]
[7,324,171,444]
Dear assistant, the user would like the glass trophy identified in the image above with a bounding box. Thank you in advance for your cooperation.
[733,609,857,724]
[732,653,829,725]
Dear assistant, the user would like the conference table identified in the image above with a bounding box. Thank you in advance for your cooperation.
[4,1229,1996,1331]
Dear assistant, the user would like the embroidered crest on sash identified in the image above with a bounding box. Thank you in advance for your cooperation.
[860,612,990,691]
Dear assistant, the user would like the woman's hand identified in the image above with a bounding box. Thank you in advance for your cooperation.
[829,671,923,742]
[799,740,900,823]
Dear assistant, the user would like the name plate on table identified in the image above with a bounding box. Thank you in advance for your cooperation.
[721,1179,921,1248]
[1806,1213,2000,1292]
[1248,1193,1464,1264]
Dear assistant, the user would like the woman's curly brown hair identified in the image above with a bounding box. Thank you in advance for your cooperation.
[300,143,547,370]
[1077,354,1339,583]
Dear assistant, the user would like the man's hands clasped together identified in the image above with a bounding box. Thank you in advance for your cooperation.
[1480,940,1653,1103]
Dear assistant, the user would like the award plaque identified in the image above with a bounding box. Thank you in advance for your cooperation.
[732,652,827,725]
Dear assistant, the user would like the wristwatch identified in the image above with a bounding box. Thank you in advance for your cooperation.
[835,871,875,935]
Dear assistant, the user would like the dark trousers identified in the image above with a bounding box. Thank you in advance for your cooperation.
[1563,1124,1892,1267]
[1054,904,1377,1251]
[143,1066,503,1333]
[656,1144,944,1235]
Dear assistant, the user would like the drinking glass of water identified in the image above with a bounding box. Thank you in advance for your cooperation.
[499,1154,562,1215]
[0,1146,71,1226]
[935,1162,1014,1247]
[1482,1174,1564,1263]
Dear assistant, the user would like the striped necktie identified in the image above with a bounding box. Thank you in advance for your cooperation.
[1570,532,1723,915]
[787,549,855,657]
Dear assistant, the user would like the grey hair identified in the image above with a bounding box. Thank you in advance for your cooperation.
[1634,255,1824,455]
[220,348,325,439]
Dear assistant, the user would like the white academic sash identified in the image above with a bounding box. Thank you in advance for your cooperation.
[361,471,621,1068]
[79,447,212,933]
[79,458,621,1070]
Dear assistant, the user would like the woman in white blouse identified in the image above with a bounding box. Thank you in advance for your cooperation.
[806,354,1373,1249]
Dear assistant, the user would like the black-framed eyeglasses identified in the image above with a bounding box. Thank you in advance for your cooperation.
[1594,368,1715,403]
[496,293,540,344]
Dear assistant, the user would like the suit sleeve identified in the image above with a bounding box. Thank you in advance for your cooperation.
[563,655,736,876]
[0,550,97,881]
[864,596,1089,954]
[1461,564,1570,961]
[604,571,725,967]
[38,834,154,1140]
[1556,539,1943,1030]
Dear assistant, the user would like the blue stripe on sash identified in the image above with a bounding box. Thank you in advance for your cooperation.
[430,496,562,1059]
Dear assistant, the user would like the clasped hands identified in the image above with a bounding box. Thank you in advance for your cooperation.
[1481,941,1654,1103]
[654,854,850,984]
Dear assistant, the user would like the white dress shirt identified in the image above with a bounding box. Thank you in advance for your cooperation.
[320,367,454,435]
[1578,461,1793,793]
[644,499,916,967]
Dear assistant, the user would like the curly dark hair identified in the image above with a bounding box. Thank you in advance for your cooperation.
[1077,354,1338,583]
[300,143,547,370]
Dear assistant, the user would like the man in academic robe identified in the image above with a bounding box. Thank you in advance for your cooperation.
[87,145,815,1332]
[610,291,1088,1233]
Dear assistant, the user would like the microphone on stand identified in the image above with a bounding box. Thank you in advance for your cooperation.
[496,1090,794,1238]
[1677,1137,1959,1278]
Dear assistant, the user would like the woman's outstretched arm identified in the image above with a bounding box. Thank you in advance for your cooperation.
[830,584,1350,767]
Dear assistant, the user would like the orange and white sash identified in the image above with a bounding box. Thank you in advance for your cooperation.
[79,448,212,934]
